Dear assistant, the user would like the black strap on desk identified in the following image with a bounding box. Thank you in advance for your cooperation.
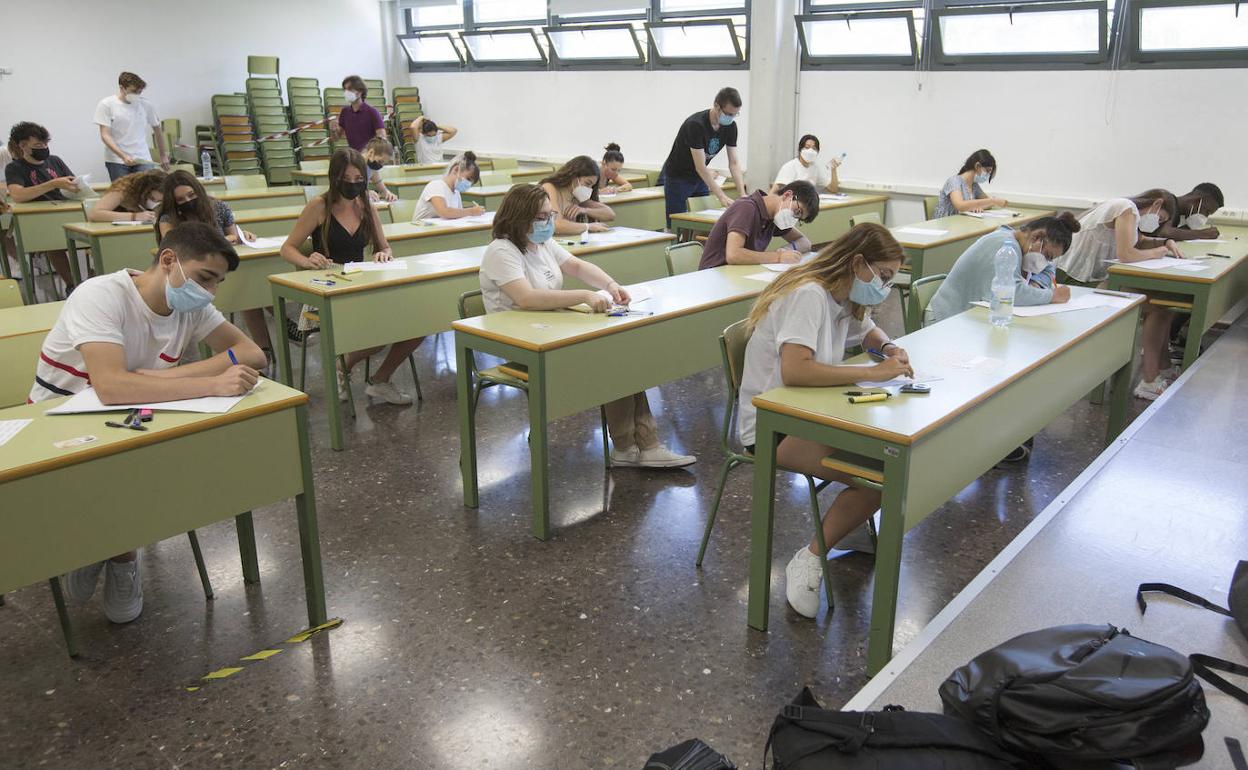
[1191,654,1248,706]
[1226,738,1248,770]
[1137,582,1233,617]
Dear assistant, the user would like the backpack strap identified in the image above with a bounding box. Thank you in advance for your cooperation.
[1227,738,1248,770]
[1137,582,1233,617]
[1190,654,1248,706]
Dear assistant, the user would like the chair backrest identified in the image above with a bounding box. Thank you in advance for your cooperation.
[490,157,518,170]
[721,319,752,396]
[388,198,417,222]
[687,195,719,213]
[909,273,947,331]
[479,171,511,186]
[299,159,329,172]
[304,185,328,202]
[923,195,939,220]
[378,165,406,180]
[665,241,703,276]
[458,289,485,320]
[850,211,881,227]
[248,56,280,76]
[224,174,269,191]
[0,278,25,309]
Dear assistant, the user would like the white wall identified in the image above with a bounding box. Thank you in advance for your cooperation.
[799,68,1248,209]
[0,0,388,181]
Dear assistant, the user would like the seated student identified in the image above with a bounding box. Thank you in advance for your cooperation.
[600,143,633,194]
[5,121,83,290]
[540,156,616,237]
[412,151,484,222]
[410,116,458,164]
[479,183,695,468]
[36,222,265,623]
[88,168,166,223]
[933,149,1008,218]
[770,134,841,195]
[156,170,272,366]
[362,137,398,203]
[1142,182,1223,242]
[1054,189,1183,401]
[281,148,422,406]
[926,213,1079,324]
[698,181,818,270]
[737,223,911,618]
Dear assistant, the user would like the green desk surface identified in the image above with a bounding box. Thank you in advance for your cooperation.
[233,204,307,226]
[669,192,889,228]
[1108,225,1248,284]
[385,174,443,189]
[91,178,224,193]
[596,186,666,204]
[64,220,158,239]
[890,210,1051,250]
[0,300,63,341]
[382,218,493,244]
[215,188,306,205]
[10,200,86,217]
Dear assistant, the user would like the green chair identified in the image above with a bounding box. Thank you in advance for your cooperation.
[247,55,279,76]
[224,175,269,191]
[665,241,702,276]
[458,291,610,468]
[850,212,881,227]
[479,172,511,186]
[695,320,879,610]
[687,195,720,213]
[906,273,947,333]
[0,278,23,309]
[389,199,417,222]
[923,195,939,220]
[490,158,518,170]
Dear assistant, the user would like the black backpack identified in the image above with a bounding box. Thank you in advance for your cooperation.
[764,687,1024,769]
[643,738,736,769]
[939,624,1209,767]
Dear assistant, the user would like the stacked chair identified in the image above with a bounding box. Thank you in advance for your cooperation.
[210,94,261,176]
[245,56,296,184]
[287,77,330,163]
[391,86,423,163]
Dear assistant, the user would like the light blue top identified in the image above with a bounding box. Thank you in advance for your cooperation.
[925,226,1056,324]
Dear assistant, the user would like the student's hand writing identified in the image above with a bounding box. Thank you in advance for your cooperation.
[582,290,612,313]
[1165,240,1184,258]
[774,250,801,265]
[884,344,910,365]
[1051,285,1071,304]
[467,204,485,216]
[384,191,398,203]
[368,190,381,203]
[870,357,913,381]
[588,222,610,233]
[241,229,257,241]
[606,282,630,305]
[53,176,79,191]
[135,210,156,223]
[213,365,260,396]
[307,252,333,269]
[374,249,393,263]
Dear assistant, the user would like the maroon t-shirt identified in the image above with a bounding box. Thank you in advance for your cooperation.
[698,191,792,270]
[338,101,385,151]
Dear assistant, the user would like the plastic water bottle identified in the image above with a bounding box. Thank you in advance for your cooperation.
[989,245,1016,328]
[200,150,212,180]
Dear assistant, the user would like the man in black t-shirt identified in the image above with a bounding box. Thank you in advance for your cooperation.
[659,86,747,227]
[5,121,82,289]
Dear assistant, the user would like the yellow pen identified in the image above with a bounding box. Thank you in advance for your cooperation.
[848,393,890,404]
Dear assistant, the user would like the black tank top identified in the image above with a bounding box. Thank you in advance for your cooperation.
[311,214,368,265]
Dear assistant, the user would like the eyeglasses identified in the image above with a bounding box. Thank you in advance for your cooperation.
[868,263,896,290]
[532,213,556,226]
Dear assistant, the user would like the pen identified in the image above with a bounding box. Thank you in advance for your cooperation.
[1093,288,1135,299]
[1206,253,1232,259]
[865,348,888,361]
[227,348,238,366]
[848,393,890,404]
[333,272,353,282]
[105,420,147,431]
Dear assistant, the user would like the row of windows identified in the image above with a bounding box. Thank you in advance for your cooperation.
[399,0,1248,69]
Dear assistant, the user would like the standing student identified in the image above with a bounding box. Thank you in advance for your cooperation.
[280,148,422,406]
[1143,183,1223,241]
[156,170,272,366]
[362,137,398,202]
[1054,189,1183,400]
[479,184,695,468]
[94,71,169,181]
[933,150,1008,218]
[38,222,265,624]
[409,116,458,164]
[738,223,911,618]
[88,169,166,223]
[335,75,386,152]
[770,135,841,195]
[600,144,633,194]
[412,151,483,221]
[659,87,747,225]
[540,156,615,236]
[698,181,818,270]
[5,122,81,290]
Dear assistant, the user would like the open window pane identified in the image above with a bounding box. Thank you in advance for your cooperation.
[462,30,546,62]
[802,15,915,56]
[649,21,742,58]
[939,6,1102,55]
[1139,4,1248,51]
[407,3,463,29]
[547,26,643,60]
[399,34,463,63]
[661,0,745,11]
[474,0,546,24]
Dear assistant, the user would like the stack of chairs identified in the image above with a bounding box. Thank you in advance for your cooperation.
[210,94,260,176]
[287,77,330,163]
[391,87,423,163]
[245,56,296,184]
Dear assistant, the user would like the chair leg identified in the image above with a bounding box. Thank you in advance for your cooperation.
[186,530,214,600]
[599,406,611,468]
[471,380,485,414]
[298,338,308,392]
[867,512,879,551]
[696,458,739,567]
[897,287,909,327]
[408,355,423,401]
[340,355,357,418]
[804,475,836,612]
[364,356,371,384]
[48,577,78,658]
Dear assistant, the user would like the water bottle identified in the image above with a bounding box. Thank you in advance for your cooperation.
[989,245,1016,328]
[200,150,212,179]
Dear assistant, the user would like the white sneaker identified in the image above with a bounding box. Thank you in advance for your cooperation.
[833,521,876,555]
[785,547,826,619]
[1160,365,1181,383]
[65,561,105,604]
[1134,377,1168,401]
[365,380,413,405]
[610,446,641,466]
[336,364,351,403]
[102,556,143,624]
[636,444,697,468]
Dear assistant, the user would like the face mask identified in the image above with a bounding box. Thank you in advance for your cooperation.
[144,198,160,211]
[799,148,819,163]
[773,199,799,231]
[454,178,473,194]
[339,180,367,200]
[1186,206,1210,230]
[529,217,556,245]
[123,92,138,105]
[30,147,50,162]
[343,89,358,104]
[1022,247,1048,275]
[423,135,438,144]
[572,185,592,202]
[367,160,383,171]
[1138,212,1161,233]
[717,111,736,127]
[973,171,990,185]
[165,258,214,313]
[177,199,199,217]
[849,262,891,306]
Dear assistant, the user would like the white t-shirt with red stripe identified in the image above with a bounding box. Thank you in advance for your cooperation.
[29,269,226,403]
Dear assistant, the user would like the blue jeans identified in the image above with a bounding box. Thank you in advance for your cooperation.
[105,161,156,181]
[658,168,710,228]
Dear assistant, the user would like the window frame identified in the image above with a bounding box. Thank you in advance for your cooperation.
[458,26,549,67]
[645,17,748,67]
[396,31,467,72]
[796,9,921,68]
[1124,0,1248,68]
[543,22,649,68]
[928,0,1112,69]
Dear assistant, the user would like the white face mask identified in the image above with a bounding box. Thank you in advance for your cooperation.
[572,185,592,202]
[144,197,159,211]
[799,148,818,163]
[1186,205,1210,230]
[773,199,799,230]
[122,92,138,105]
[343,89,358,104]
[1022,242,1048,274]
[1138,212,1161,234]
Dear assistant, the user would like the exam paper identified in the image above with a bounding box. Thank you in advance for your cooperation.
[969,292,1133,316]
[934,352,1005,373]
[580,227,657,245]
[819,193,849,201]
[594,284,654,304]
[235,227,286,250]
[893,226,948,237]
[422,212,495,227]
[1186,239,1226,244]
[744,272,778,283]
[963,209,1022,219]
[1122,257,1191,270]
[1170,261,1212,272]
[698,208,727,218]
[45,387,251,415]
[0,419,32,447]
[343,260,411,274]
[110,220,148,227]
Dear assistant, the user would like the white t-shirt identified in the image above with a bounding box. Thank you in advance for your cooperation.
[773,157,831,190]
[93,95,160,164]
[29,269,225,403]
[413,178,460,221]
[1055,198,1139,284]
[737,282,875,445]
[415,134,444,164]
[479,237,573,314]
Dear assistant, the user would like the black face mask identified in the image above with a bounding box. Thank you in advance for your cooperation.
[340,181,367,200]
[30,147,50,161]
[178,199,200,217]
[367,161,383,171]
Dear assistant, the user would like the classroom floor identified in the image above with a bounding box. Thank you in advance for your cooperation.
[0,299,1152,769]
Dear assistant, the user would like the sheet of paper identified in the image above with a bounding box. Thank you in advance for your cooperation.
[110,220,148,227]
[969,292,1133,317]
[1186,239,1226,244]
[855,374,941,389]
[45,386,250,415]
[893,226,948,237]
[579,227,659,245]
[343,260,411,274]
[594,284,654,304]
[819,194,849,201]
[744,272,778,283]
[1170,261,1212,272]
[698,208,727,218]
[417,255,459,266]
[963,209,1022,219]
[714,175,727,186]
[422,212,495,227]
[762,263,792,272]
[1123,256,1191,270]
[934,351,1005,373]
[235,227,286,250]
[0,419,32,447]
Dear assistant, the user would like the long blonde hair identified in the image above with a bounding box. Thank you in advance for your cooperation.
[747,223,904,328]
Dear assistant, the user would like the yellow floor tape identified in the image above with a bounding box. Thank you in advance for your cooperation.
[185,617,342,692]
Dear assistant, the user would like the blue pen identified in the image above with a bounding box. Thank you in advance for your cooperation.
[866,347,888,361]
[227,348,238,366]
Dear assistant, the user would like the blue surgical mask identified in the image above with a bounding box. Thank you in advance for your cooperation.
[849,262,891,306]
[165,258,214,313]
[718,111,736,127]
[454,178,473,194]
[528,217,555,245]
[974,172,990,185]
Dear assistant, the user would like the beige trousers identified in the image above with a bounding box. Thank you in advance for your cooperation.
[603,391,659,451]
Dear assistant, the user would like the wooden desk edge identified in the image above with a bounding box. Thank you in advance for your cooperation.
[1107,264,1226,285]
[897,211,1053,250]
[387,224,492,241]
[268,264,480,296]
[63,222,157,238]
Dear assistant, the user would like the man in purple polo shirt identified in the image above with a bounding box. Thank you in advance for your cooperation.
[698,180,819,270]
[335,75,386,151]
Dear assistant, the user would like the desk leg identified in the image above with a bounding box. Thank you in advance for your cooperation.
[234,512,261,584]
[1106,318,1141,443]
[528,358,551,541]
[63,233,83,286]
[294,403,327,626]
[456,335,479,509]
[48,577,78,658]
[746,418,780,631]
[318,304,345,452]
[272,292,295,387]
[867,449,911,676]
[1182,294,1208,372]
[13,225,34,305]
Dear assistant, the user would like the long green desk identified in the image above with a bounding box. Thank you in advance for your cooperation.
[0,380,326,653]
[90,177,225,194]
[383,218,495,256]
[596,187,667,231]
[669,193,889,248]
[1107,225,1248,372]
[8,200,88,304]
[270,229,676,451]
[215,188,307,211]
[64,221,158,281]
[385,175,443,201]
[0,301,63,407]
[292,161,497,186]
[891,211,1051,279]
[453,265,768,540]
[745,289,1145,674]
